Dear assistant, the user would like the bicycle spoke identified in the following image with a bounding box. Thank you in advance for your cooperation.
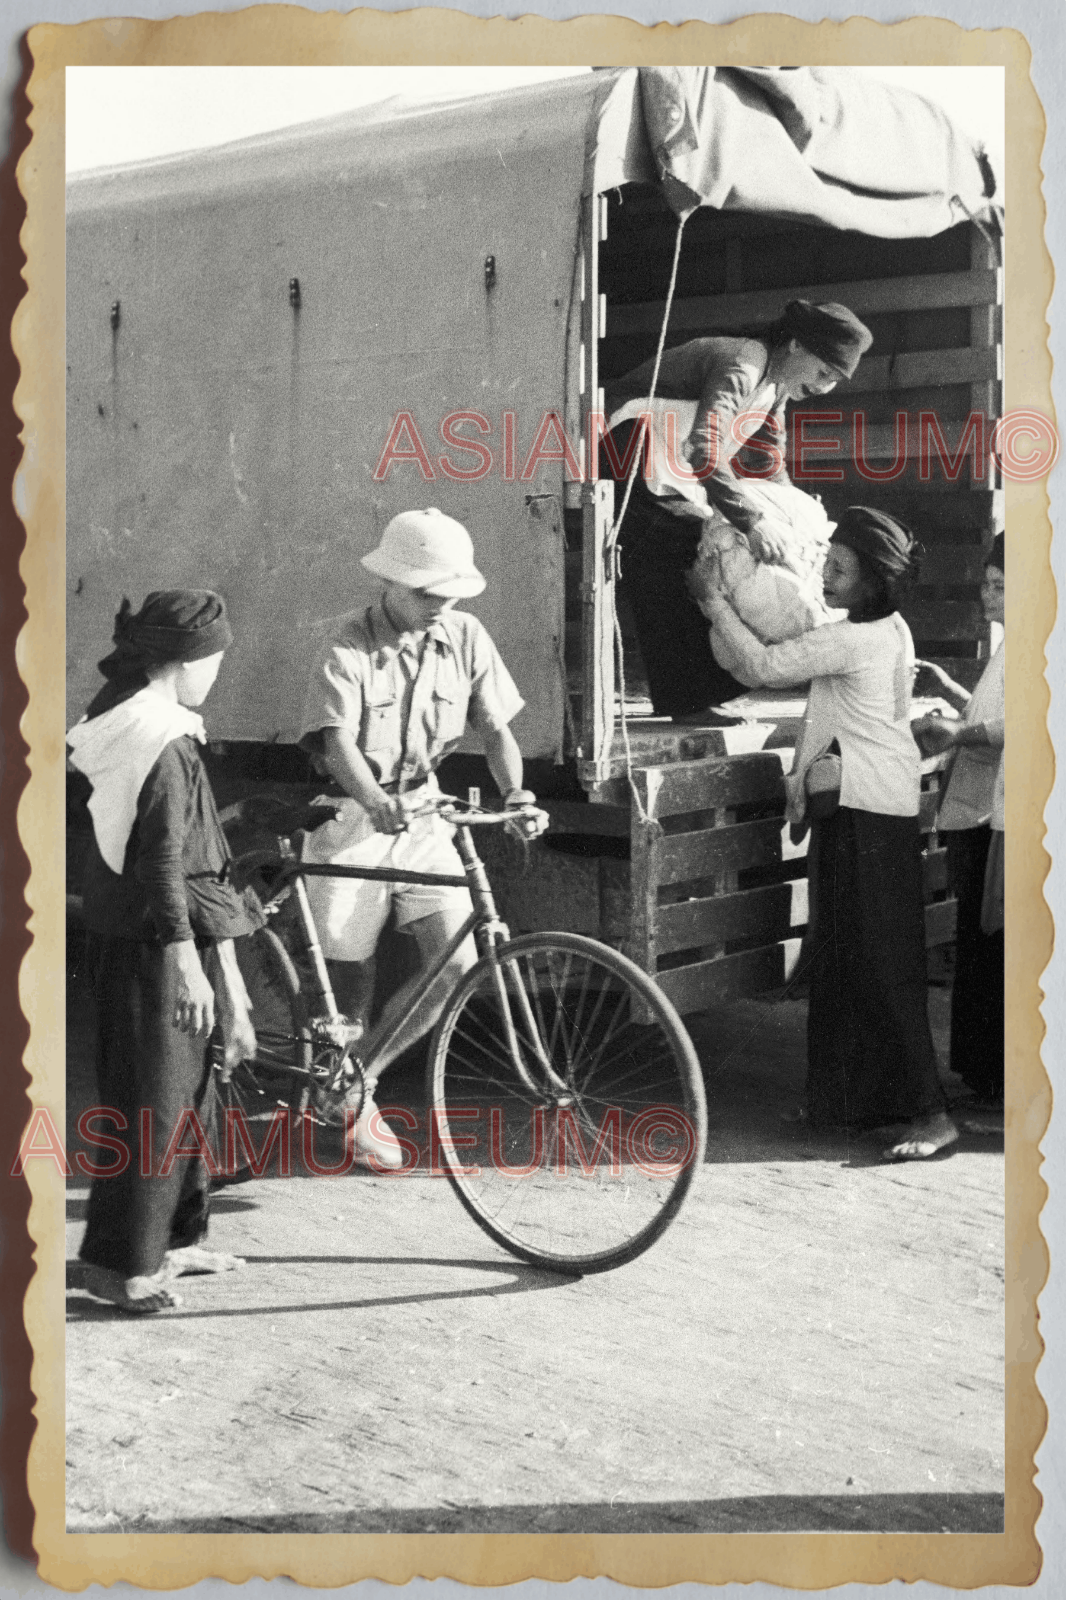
[432,932,704,1273]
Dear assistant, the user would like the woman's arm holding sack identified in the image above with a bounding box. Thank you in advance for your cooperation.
[697,574,855,689]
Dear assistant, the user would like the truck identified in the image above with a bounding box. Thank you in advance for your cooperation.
[66,65,1002,1008]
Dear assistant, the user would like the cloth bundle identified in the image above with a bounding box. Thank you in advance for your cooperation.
[688,481,840,684]
[606,395,840,682]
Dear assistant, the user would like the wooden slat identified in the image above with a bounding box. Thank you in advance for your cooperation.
[656,879,808,956]
[782,416,994,466]
[644,753,787,819]
[969,228,1002,491]
[836,347,999,396]
[579,189,614,781]
[816,482,1000,518]
[902,600,983,641]
[656,940,803,1013]
[925,898,958,947]
[609,270,1000,339]
[659,818,784,885]
[583,723,777,801]
[915,546,987,585]
[919,791,940,834]
[630,808,663,977]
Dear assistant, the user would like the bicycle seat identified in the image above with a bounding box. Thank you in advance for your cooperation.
[219,793,343,842]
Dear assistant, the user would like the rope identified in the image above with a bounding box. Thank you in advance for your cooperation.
[602,210,689,823]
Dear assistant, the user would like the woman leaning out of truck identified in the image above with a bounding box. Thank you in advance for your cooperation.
[695,507,958,1162]
[66,590,260,1314]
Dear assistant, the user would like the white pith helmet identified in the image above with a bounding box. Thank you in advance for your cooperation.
[361,507,486,598]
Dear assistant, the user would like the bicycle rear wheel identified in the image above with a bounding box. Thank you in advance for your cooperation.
[427,932,707,1273]
[214,926,311,1126]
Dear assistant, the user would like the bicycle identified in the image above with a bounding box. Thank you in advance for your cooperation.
[217,793,708,1274]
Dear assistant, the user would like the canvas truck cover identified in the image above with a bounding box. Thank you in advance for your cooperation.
[66,67,995,755]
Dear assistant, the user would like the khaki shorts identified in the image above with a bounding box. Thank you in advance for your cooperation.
[300,797,471,962]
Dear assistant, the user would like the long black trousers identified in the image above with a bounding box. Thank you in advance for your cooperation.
[946,826,1005,1101]
[79,936,215,1278]
[806,808,945,1130]
[606,420,748,716]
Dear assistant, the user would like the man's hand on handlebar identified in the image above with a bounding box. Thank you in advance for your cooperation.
[504,789,549,841]
[368,793,410,835]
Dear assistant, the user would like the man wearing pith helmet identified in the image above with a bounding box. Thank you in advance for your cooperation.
[298,507,545,1170]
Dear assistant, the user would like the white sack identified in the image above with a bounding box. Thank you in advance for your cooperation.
[687,482,842,687]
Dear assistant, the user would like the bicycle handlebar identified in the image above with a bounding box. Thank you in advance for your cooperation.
[400,795,546,829]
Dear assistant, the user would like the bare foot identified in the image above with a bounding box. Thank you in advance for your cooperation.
[164,1246,245,1277]
[884,1110,959,1162]
[80,1264,181,1314]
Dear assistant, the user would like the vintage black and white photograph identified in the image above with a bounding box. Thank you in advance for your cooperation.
[56,56,1018,1541]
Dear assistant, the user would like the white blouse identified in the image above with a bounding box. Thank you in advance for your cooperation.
[936,643,1005,832]
[707,599,921,822]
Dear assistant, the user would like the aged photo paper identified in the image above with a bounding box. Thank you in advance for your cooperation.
[10,6,1053,1589]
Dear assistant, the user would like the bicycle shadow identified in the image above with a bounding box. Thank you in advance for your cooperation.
[65,1251,577,1322]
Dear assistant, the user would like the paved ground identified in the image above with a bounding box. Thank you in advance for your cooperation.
[64,967,1004,1536]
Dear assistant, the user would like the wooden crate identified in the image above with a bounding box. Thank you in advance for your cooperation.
[478,750,954,1016]
[625,752,954,1016]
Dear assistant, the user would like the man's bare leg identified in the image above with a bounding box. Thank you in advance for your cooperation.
[362,908,478,1084]
[326,956,376,1033]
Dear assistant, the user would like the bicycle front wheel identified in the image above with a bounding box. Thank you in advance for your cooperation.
[427,932,707,1274]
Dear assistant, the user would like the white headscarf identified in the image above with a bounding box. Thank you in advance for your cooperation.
[67,689,206,873]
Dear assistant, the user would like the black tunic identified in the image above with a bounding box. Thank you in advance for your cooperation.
[78,737,257,1279]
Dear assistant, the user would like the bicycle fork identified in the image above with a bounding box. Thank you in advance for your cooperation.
[452,827,573,1105]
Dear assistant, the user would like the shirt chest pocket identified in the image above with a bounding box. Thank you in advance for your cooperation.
[431,679,471,745]
[361,688,401,753]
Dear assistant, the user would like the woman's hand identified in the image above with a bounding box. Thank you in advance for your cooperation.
[911,714,959,757]
[168,941,216,1037]
[747,519,788,566]
[219,1008,257,1081]
[211,940,257,1079]
[913,658,971,709]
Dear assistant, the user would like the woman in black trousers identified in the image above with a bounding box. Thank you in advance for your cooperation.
[699,508,957,1160]
[67,590,259,1312]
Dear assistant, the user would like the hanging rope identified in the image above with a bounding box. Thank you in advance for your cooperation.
[601,209,690,822]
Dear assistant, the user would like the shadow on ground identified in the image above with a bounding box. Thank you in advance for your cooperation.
[67,1490,1004,1536]
[67,962,997,1178]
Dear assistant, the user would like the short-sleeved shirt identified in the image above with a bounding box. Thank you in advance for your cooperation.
[299,602,524,788]
[937,643,1004,832]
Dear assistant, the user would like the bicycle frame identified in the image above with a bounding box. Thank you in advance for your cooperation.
[272,814,569,1100]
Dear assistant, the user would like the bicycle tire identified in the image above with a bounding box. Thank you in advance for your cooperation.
[427,931,707,1274]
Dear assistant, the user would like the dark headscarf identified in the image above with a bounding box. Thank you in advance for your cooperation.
[986,531,1005,573]
[86,590,232,719]
[780,300,873,379]
[830,507,920,622]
